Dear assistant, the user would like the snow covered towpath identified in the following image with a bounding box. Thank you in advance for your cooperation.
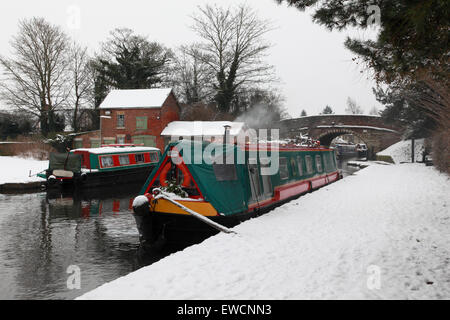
[0,156,47,192]
[78,164,450,300]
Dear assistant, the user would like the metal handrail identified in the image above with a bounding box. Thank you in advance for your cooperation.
[152,188,237,235]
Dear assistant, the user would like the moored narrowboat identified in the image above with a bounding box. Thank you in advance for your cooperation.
[132,140,341,244]
[39,145,161,189]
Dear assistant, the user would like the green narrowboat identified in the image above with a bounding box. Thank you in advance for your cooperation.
[39,145,161,189]
[133,140,341,243]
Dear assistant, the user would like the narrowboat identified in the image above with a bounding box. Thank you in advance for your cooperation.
[132,140,341,244]
[356,143,368,158]
[39,145,161,189]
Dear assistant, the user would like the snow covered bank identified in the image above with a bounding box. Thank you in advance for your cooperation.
[377,139,425,164]
[0,156,48,185]
[78,163,450,300]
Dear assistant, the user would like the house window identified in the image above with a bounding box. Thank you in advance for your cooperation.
[103,137,115,145]
[133,135,156,147]
[136,116,147,130]
[117,136,125,145]
[119,155,130,165]
[135,154,145,163]
[316,155,323,173]
[90,138,101,148]
[297,156,304,176]
[74,139,83,149]
[101,156,114,168]
[305,156,313,174]
[117,114,125,128]
[279,157,289,180]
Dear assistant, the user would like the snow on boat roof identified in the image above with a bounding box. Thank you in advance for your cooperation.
[99,88,173,109]
[73,146,159,154]
[161,121,246,137]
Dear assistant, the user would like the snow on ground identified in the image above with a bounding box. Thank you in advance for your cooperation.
[0,156,48,184]
[377,139,425,164]
[78,163,450,300]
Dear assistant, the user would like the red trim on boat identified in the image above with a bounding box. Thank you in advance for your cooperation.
[247,171,339,211]
[56,177,73,180]
[276,180,310,201]
[310,174,328,189]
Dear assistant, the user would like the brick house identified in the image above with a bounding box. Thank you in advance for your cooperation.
[73,88,180,151]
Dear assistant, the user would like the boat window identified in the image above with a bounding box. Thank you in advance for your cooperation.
[279,157,289,180]
[135,154,145,163]
[101,156,114,168]
[316,155,323,173]
[324,153,333,172]
[213,163,237,181]
[248,164,263,202]
[305,156,313,174]
[149,152,159,163]
[119,155,130,165]
[290,158,297,177]
[297,156,304,176]
[260,163,273,197]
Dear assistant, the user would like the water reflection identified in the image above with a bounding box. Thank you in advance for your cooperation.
[0,184,179,300]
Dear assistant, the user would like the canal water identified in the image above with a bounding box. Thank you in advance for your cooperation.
[0,157,362,299]
[338,156,363,178]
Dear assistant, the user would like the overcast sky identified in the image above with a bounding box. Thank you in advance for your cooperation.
[0,0,382,117]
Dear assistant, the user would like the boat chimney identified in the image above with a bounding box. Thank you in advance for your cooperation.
[223,125,231,144]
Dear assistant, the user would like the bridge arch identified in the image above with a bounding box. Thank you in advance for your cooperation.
[317,129,369,147]
[277,115,403,159]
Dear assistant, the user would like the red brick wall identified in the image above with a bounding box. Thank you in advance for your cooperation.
[99,92,180,151]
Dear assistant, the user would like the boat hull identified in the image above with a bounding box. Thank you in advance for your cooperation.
[45,166,156,189]
[135,173,340,246]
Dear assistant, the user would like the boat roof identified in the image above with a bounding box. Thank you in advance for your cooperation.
[73,146,160,155]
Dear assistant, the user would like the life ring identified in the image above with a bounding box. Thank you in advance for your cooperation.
[159,162,171,187]
[159,162,192,188]
[179,165,192,188]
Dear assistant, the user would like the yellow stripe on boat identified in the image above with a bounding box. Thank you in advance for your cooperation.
[152,199,218,217]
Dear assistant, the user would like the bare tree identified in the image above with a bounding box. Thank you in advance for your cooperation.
[171,44,214,104]
[346,97,364,115]
[67,42,94,132]
[0,17,70,136]
[191,4,275,114]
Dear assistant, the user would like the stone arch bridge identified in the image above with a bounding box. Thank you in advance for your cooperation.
[277,115,403,159]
